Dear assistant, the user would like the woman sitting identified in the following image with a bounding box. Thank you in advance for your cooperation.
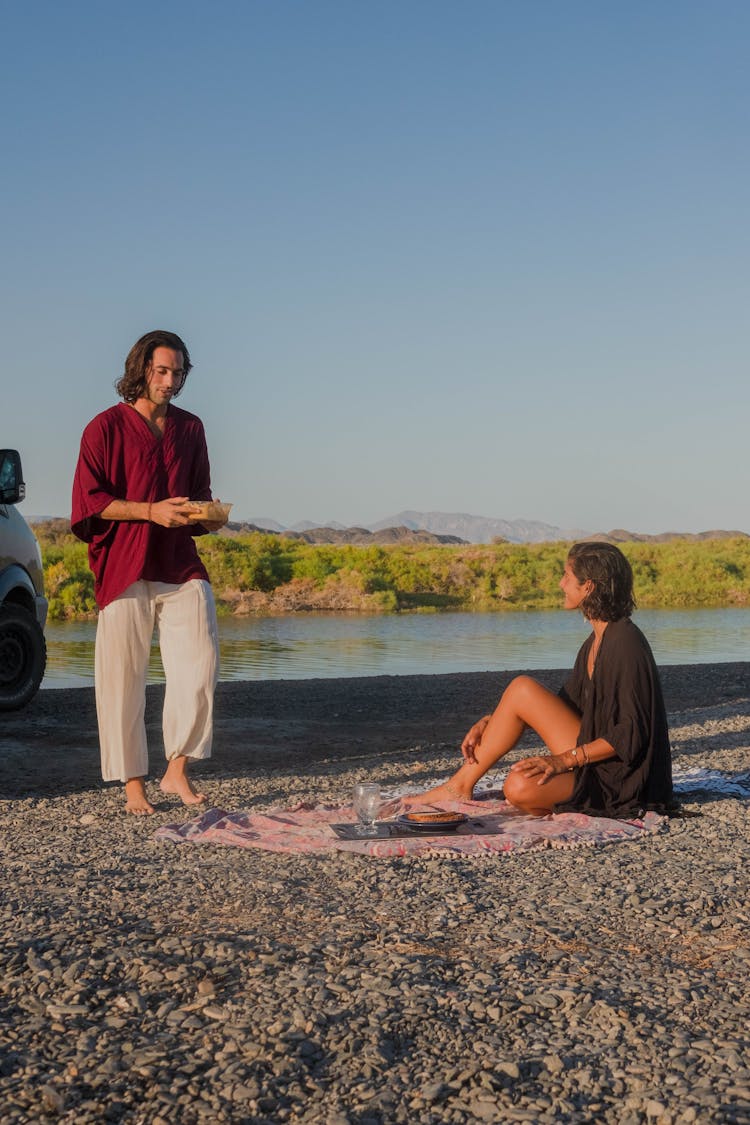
[409,541,673,818]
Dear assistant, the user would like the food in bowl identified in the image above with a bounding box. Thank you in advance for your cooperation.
[186,501,233,523]
[403,810,466,824]
[396,810,470,834]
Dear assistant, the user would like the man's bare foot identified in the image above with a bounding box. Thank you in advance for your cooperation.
[159,757,207,807]
[124,778,155,815]
[401,780,472,809]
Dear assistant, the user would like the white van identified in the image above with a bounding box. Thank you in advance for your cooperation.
[0,449,47,709]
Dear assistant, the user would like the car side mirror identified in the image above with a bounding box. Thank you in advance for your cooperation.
[0,449,25,504]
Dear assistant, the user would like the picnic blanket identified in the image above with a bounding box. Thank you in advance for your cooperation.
[154,770,749,858]
[155,790,667,858]
[672,767,750,797]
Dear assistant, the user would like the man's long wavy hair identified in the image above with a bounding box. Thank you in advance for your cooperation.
[568,541,636,622]
[115,330,192,403]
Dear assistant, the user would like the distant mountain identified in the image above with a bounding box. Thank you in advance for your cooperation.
[594,528,750,544]
[290,519,348,532]
[368,510,588,544]
[282,525,466,545]
[244,516,286,532]
[247,517,350,532]
[30,514,750,547]
[226,511,750,545]
[224,523,465,546]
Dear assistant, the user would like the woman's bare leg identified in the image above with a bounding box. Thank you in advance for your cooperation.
[502,768,577,816]
[404,676,581,804]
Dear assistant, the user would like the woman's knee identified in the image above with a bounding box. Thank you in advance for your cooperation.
[503,769,551,814]
[503,675,541,707]
[504,766,576,814]
[499,676,547,725]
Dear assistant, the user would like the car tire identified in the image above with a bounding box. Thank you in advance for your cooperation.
[0,604,47,711]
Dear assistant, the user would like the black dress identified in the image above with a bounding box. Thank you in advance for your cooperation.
[554,617,674,818]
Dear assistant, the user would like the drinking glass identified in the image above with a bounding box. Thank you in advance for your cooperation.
[353,782,381,835]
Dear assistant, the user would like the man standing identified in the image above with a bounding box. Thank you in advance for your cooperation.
[72,330,227,814]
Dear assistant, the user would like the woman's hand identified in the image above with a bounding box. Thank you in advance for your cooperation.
[461,715,491,764]
[509,753,570,786]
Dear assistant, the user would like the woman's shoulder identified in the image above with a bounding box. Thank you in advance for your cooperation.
[605,618,655,660]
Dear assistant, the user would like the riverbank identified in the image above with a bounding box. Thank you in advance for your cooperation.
[35,528,750,621]
[1,665,749,1122]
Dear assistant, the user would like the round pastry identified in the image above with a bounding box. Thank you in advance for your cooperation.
[403,810,465,823]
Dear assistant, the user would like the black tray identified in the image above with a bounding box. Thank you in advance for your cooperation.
[329,821,478,841]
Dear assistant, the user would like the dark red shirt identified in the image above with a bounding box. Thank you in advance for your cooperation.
[71,402,212,608]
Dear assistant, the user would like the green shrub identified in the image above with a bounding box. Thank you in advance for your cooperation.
[40,530,750,618]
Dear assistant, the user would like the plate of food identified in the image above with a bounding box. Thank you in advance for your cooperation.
[396,810,468,833]
[186,501,233,523]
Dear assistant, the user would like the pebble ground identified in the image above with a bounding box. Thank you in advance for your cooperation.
[1,670,749,1124]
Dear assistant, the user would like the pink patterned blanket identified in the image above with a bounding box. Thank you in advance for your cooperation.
[154,790,667,858]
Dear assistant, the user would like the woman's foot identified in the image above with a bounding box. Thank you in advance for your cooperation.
[124,778,155,815]
[159,756,207,807]
[401,779,472,808]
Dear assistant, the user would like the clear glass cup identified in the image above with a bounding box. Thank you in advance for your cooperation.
[353,782,381,835]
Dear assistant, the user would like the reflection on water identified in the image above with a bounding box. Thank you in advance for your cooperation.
[42,607,750,689]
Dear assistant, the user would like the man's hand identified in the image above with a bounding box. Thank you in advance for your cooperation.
[509,753,569,786]
[461,715,491,764]
[150,497,194,528]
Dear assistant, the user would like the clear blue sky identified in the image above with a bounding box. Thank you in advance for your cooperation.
[2,0,748,534]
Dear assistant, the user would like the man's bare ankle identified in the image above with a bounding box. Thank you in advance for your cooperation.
[124,778,155,814]
[159,763,206,806]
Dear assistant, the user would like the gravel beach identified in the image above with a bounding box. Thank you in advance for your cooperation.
[1,663,749,1124]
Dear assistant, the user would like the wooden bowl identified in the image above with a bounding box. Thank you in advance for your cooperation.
[186,501,233,523]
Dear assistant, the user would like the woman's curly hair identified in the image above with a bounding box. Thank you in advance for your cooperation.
[115,330,192,403]
[568,541,636,622]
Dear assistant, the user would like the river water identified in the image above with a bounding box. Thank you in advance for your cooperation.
[42,607,750,689]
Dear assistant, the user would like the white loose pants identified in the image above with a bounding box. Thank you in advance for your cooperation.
[95,579,219,782]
